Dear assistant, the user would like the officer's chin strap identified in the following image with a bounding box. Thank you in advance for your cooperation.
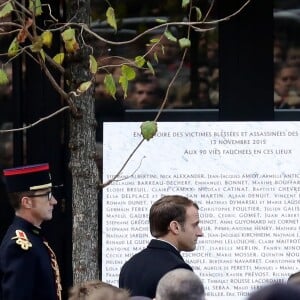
[43,240,62,300]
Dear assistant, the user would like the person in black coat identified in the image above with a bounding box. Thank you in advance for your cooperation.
[119,195,203,298]
[0,163,61,300]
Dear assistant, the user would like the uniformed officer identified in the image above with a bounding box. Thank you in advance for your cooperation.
[0,163,62,300]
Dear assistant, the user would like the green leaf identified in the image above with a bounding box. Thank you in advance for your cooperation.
[0,2,13,18]
[104,74,116,99]
[193,7,202,21]
[134,56,146,68]
[153,52,158,63]
[0,69,9,85]
[155,18,167,23]
[61,29,79,53]
[40,49,45,61]
[106,7,117,31]
[121,65,136,80]
[119,75,128,98]
[119,66,136,98]
[41,30,53,48]
[8,38,19,57]
[53,53,65,65]
[61,28,75,42]
[29,0,42,16]
[182,0,190,8]
[77,81,92,93]
[30,36,43,52]
[146,61,155,75]
[149,38,160,44]
[89,55,98,74]
[164,31,177,42]
[64,39,79,53]
[140,121,158,141]
[178,38,191,49]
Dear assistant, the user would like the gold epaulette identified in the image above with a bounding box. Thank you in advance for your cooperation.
[11,230,33,250]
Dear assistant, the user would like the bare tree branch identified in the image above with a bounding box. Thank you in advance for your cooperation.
[0,106,70,134]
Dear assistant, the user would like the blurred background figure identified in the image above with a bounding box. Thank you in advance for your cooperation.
[274,44,285,64]
[125,75,163,109]
[274,63,300,108]
[0,123,13,170]
[198,29,219,69]
[286,44,300,68]
[170,78,214,109]
[208,66,219,107]
[68,280,130,300]
[145,31,190,92]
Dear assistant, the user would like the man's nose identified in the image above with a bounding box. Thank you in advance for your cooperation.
[50,196,58,205]
[197,227,204,237]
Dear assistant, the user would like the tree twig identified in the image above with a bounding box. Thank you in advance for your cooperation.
[0,106,70,134]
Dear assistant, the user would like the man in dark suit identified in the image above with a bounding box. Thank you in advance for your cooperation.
[119,195,203,298]
[0,163,62,300]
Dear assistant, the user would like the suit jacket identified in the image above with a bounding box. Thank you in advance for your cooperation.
[0,216,58,300]
[119,239,193,298]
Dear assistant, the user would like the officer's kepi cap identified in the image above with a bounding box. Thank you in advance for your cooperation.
[3,163,52,193]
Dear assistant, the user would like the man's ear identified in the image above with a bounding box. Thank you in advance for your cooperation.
[169,220,180,234]
[21,196,32,209]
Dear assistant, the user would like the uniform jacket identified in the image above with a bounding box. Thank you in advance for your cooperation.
[119,239,193,298]
[0,216,58,300]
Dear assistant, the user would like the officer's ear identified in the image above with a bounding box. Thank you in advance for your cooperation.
[169,220,181,234]
[21,196,32,209]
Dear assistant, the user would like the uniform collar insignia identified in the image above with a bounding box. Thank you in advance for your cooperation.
[32,228,40,235]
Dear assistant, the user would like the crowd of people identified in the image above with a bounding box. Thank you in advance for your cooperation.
[274,62,300,108]
[274,44,300,109]
[0,163,300,300]
[93,28,220,112]
[62,274,300,300]
[93,31,300,112]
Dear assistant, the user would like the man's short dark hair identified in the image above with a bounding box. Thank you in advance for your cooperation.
[149,195,199,237]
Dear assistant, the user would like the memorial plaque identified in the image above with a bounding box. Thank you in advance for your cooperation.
[102,121,300,300]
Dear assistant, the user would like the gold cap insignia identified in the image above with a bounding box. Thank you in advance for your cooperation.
[11,230,33,250]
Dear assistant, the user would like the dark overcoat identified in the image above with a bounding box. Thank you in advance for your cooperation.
[119,239,193,298]
[0,216,58,300]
